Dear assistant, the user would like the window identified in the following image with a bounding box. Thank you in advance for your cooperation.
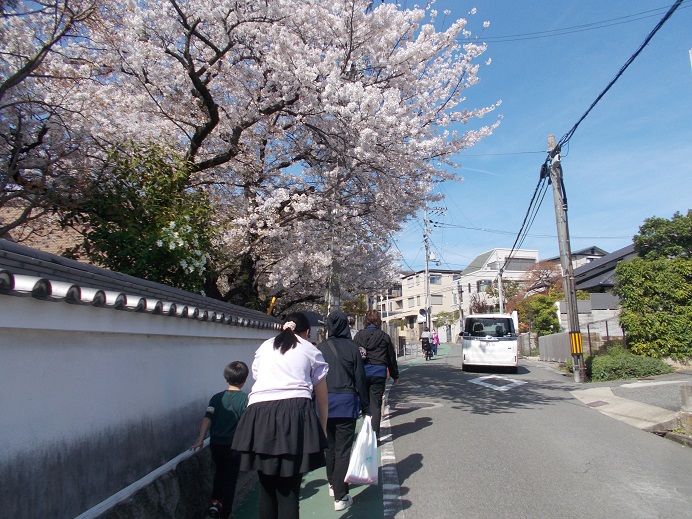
[453,292,458,305]
[416,275,421,286]
[407,277,414,288]
[465,317,515,337]
[430,274,442,285]
[407,297,415,308]
[505,258,536,272]
[431,294,443,305]
[477,279,492,292]
[416,295,421,305]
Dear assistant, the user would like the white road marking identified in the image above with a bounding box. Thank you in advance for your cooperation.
[381,379,405,519]
[620,380,684,389]
[469,375,527,392]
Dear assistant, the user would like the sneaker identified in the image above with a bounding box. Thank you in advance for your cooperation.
[328,484,334,497]
[208,500,222,518]
[334,495,353,511]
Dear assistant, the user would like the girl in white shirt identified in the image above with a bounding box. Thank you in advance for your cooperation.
[232,312,328,519]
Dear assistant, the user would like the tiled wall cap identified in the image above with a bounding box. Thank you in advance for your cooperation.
[103,290,124,307]
[46,280,81,303]
[79,287,107,306]
[0,270,14,291]
[161,302,176,315]
[11,274,45,295]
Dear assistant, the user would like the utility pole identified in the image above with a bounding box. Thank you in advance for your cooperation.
[423,208,432,331]
[497,251,504,313]
[456,281,464,337]
[548,135,586,383]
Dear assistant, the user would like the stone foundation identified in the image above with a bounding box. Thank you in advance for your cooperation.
[100,449,257,519]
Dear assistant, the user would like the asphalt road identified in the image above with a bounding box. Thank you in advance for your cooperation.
[232,343,692,519]
[385,343,692,519]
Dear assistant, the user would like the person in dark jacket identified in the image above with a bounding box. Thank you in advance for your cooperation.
[317,310,371,511]
[353,309,400,440]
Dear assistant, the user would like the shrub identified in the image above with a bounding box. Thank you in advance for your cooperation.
[565,349,673,381]
[590,352,674,382]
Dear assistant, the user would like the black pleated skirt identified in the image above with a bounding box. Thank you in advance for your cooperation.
[232,397,327,477]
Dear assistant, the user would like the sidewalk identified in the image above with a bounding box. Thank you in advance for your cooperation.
[522,357,692,439]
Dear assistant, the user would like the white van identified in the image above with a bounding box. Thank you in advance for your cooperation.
[461,313,519,373]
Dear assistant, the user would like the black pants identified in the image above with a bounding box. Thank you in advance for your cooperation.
[325,417,357,501]
[210,444,241,519]
[257,472,302,519]
[366,376,387,438]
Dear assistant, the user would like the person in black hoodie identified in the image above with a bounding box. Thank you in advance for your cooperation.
[317,310,371,512]
[353,310,400,441]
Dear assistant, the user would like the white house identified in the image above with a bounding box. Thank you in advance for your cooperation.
[456,248,539,317]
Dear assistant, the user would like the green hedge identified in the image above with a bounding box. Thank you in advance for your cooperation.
[566,348,674,382]
[590,353,674,381]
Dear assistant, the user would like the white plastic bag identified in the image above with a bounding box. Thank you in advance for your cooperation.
[344,415,378,485]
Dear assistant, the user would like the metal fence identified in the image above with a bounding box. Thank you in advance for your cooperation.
[580,316,625,356]
[527,315,625,363]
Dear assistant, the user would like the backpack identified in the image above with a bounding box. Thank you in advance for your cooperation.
[358,329,387,363]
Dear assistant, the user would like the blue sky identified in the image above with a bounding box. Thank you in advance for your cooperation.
[392,0,692,272]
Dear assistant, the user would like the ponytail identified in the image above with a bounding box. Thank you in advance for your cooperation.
[274,312,311,354]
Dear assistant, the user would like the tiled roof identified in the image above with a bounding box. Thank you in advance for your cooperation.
[543,245,609,263]
[461,250,494,276]
[573,244,637,291]
[0,239,281,330]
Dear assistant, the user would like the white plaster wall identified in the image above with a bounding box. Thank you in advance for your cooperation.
[0,295,275,518]
[0,297,271,462]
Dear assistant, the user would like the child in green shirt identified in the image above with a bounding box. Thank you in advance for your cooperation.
[191,361,249,519]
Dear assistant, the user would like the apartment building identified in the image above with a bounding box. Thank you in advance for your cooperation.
[373,268,462,341]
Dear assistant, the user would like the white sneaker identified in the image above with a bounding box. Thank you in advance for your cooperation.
[328,484,334,497]
[334,495,352,511]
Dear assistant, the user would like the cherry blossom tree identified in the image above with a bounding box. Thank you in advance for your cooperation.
[88,0,498,309]
[0,0,101,238]
[2,0,500,312]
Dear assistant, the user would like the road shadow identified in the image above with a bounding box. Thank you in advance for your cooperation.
[300,477,327,500]
[462,364,531,375]
[390,357,577,418]
[337,483,384,518]
[388,416,432,441]
[391,453,422,510]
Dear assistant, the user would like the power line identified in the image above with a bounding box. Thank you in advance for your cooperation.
[460,150,545,157]
[388,231,418,273]
[491,1,685,275]
[458,2,690,43]
[430,221,631,240]
[557,0,685,148]
[495,169,549,273]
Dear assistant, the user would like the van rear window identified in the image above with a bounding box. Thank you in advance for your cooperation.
[465,317,515,337]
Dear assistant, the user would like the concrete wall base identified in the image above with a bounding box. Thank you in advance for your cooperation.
[100,449,257,519]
